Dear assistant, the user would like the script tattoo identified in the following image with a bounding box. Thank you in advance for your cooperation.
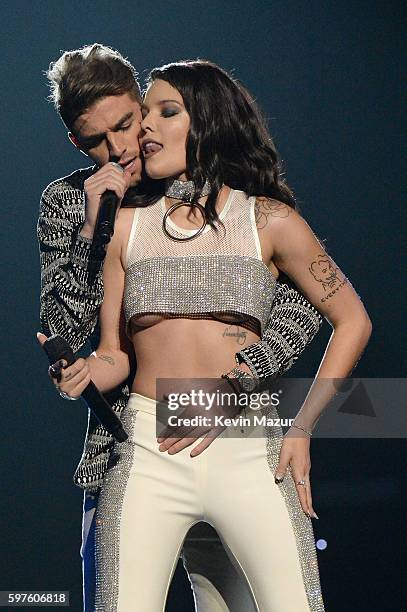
[309,254,347,302]
[254,197,291,229]
[98,354,115,366]
[222,325,247,346]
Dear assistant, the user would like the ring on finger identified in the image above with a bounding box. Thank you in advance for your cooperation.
[58,389,80,401]
[110,162,124,173]
[297,479,306,486]
[49,364,60,377]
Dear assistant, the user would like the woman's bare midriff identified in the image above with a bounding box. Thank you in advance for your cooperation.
[117,187,280,401]
[129,317,261,400]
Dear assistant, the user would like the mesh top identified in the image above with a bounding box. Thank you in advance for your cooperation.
[124,189,277,336]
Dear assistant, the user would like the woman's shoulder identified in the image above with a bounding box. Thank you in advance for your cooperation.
[106,207,138,264]
[255,195,293,215]
[254,196,300,231]
[117,206,137,224]
[114,207,137,242]
[230,189,296,216]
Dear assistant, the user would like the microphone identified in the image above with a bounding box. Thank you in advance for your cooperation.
[94,161,124,245]
[95,189,120,245]
[88,162,124,281]
[42,335,128,443]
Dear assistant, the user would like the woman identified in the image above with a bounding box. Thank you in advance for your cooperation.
[42,60,371,611]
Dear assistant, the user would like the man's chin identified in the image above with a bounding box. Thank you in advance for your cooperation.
[129,171,142,187]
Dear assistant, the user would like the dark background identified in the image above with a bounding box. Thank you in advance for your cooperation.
[1,1,405,610]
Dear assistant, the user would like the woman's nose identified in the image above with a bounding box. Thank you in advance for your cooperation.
[140,114,154,133]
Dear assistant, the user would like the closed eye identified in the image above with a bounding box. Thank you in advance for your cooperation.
[161,107,178,118]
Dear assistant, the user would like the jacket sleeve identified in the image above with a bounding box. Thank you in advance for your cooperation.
[37,180,104,352]
[235,276,324,381]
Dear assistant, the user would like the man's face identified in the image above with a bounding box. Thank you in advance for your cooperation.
[70,92,143,186]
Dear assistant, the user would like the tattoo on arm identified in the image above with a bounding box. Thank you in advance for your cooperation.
[98,354,115,366]
[309,254,348,302]
[255,197,291,229]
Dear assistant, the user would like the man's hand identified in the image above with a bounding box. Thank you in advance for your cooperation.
[81,162,132,238]
[156,378,243,458]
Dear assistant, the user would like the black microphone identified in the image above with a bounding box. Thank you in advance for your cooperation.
[95,189,120,245]
[93,161,125,246]
[42,335,128,443]
[88,186,120,283]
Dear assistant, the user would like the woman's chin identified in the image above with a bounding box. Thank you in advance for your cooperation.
[144,166,168,181]
[145,160,186,182]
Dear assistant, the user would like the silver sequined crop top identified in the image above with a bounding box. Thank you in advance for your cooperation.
[124,188,277,336]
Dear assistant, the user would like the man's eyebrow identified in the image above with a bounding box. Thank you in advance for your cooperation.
[80,111,134,140]
[111,111,134,130]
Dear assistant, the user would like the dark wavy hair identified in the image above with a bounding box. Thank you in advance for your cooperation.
[137,59,297,228]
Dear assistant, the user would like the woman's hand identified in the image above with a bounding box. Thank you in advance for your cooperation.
[274,428,319,520]
[37,332,91,399]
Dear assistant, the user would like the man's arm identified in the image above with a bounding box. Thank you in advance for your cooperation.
[235,275,323,382]
[38,169,135,492]
[38,174,104,352]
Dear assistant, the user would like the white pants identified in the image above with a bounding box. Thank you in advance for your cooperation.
[92,392,325,611]
[81,494,255,611]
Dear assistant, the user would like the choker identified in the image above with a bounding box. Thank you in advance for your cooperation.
[165,177,211,201]
[163,178,211,242]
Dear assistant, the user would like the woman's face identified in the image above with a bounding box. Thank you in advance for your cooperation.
[140,79,190,180]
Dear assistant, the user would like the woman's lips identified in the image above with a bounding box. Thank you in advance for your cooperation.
[143,142,163,159]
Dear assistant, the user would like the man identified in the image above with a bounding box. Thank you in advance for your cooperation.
[38,44,323,611]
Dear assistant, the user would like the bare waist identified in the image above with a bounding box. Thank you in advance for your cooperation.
[129,317,260,399]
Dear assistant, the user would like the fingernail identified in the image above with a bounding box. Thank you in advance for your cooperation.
[312,512,319,519]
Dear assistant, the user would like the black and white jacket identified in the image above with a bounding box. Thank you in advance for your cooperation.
[38,167,323,492]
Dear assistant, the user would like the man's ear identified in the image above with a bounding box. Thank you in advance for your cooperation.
[68,132,88,157]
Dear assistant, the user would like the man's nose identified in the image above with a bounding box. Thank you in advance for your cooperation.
[107,132,126,158]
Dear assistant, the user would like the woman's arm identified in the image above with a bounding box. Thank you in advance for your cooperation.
[252,199,373,519]
[86,212,134,393]
[264,199,372,432]
[46,211,135,397]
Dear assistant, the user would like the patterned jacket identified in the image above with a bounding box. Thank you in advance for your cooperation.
[38,167,323,492]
